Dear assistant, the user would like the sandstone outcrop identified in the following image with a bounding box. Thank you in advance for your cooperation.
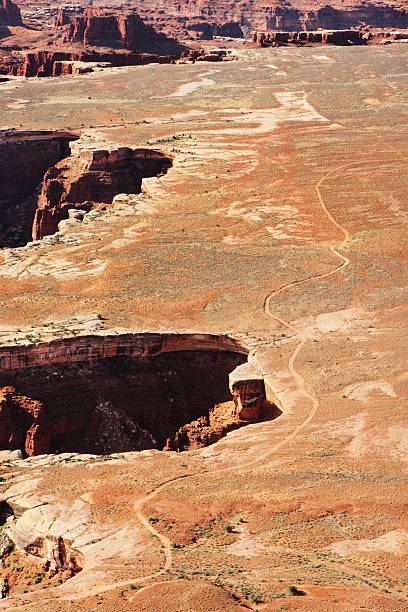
[54,8,70,29]
[0,333,260,455]
[63,7,185,55]
[252,28,366,46]
[7,49,181,78]
[186,20,243,40]
[32,143,172,240]
[0,387,50,457]
[129,0,408,38]
[0,130,77,247]
[229,361,265,420]
[0,0,22,26]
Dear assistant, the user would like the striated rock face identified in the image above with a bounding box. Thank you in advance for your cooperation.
[0,387,50,457]
[64,7,185,55]
[0,130,77,247]
[0,0,22,26]
[32,143,172,240]
[8,49,181,78]
[186,20,243,39]
[129,0,408,37]
[253,28,366,46]
[0,333,258,456]
[229,361,265,420]
[54,8,71,29]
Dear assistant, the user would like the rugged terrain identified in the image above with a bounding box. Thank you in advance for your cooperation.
[1,3,408,612]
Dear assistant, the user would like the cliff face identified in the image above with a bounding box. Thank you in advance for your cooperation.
[253,28,366,46]
[64,8,185,55]
[263,4,408,30]
[129,0,408,36]
[0,0,22,26]
[8,49,180,78]
[0,130,77,247]
[32,145,172,240]
[0,333,259,456]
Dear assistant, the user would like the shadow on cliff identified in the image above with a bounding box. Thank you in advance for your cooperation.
[0,333,282,457]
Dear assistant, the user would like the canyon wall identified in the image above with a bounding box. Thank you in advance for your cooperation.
[0,130,77,247]
[8,49,181,78]
[0,130,76,204]
[0,333,259,456]
[32,144,172,240]
[253,28,366,46]
[130,0,408,37]
[0,0,22,26]
[63,8,185,55]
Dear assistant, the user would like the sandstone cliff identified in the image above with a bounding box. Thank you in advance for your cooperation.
[64,7,185,55]
[0,333,258,456]
[0,130,77,247]
[7,49,181,78]
[0,0,22,26]
[253,28,366,46]
[129,0,408,37]
[32,144,172,240]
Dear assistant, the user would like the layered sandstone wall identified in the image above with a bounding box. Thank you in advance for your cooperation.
[0,130,76,204]
[130,0,408,36]
[0,130,77,247]
[0,333,255,456]
[0,0,22,26]
[253,28,366,46]
[63,8,185,55]
[32,144,172,240]
[8,49,181,78]
[0,333,248,371]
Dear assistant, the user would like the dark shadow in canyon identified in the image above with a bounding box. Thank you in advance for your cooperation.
[0,130,78,247]
[0,129,173,247]
[0,333,280,457]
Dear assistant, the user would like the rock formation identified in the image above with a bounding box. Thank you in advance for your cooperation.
[128,0,408,37]
[0,130,77,247]
[0,333,269,456]
[252,28,366,46]
[0,387,50,457]
[7,49,182,78]
[0,130,172,247]
[0,0,22,27]
[63,7,185,55]
[54,8,70,29]
[32,143,172,240]
[186,20,243,40]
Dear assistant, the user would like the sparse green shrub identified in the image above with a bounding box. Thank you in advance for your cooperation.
[286,585,303,596]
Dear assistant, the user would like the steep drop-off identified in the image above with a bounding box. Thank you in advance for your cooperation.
[0,131,172,246]
[63,7,185,55]
[32,143,172,240]
[0,0,21,26]
[0,130,78,247]
[0,334,269,456]
[131,0,408,37]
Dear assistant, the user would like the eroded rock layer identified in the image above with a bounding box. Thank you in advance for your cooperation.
[0,130,78,247]
[32,143,172,240]
[7,49,183,78]
[0,333,268,456]
[63,7,184,55]
[0,0,21,26]
[253,28,366,46]
[130,0,408,38]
